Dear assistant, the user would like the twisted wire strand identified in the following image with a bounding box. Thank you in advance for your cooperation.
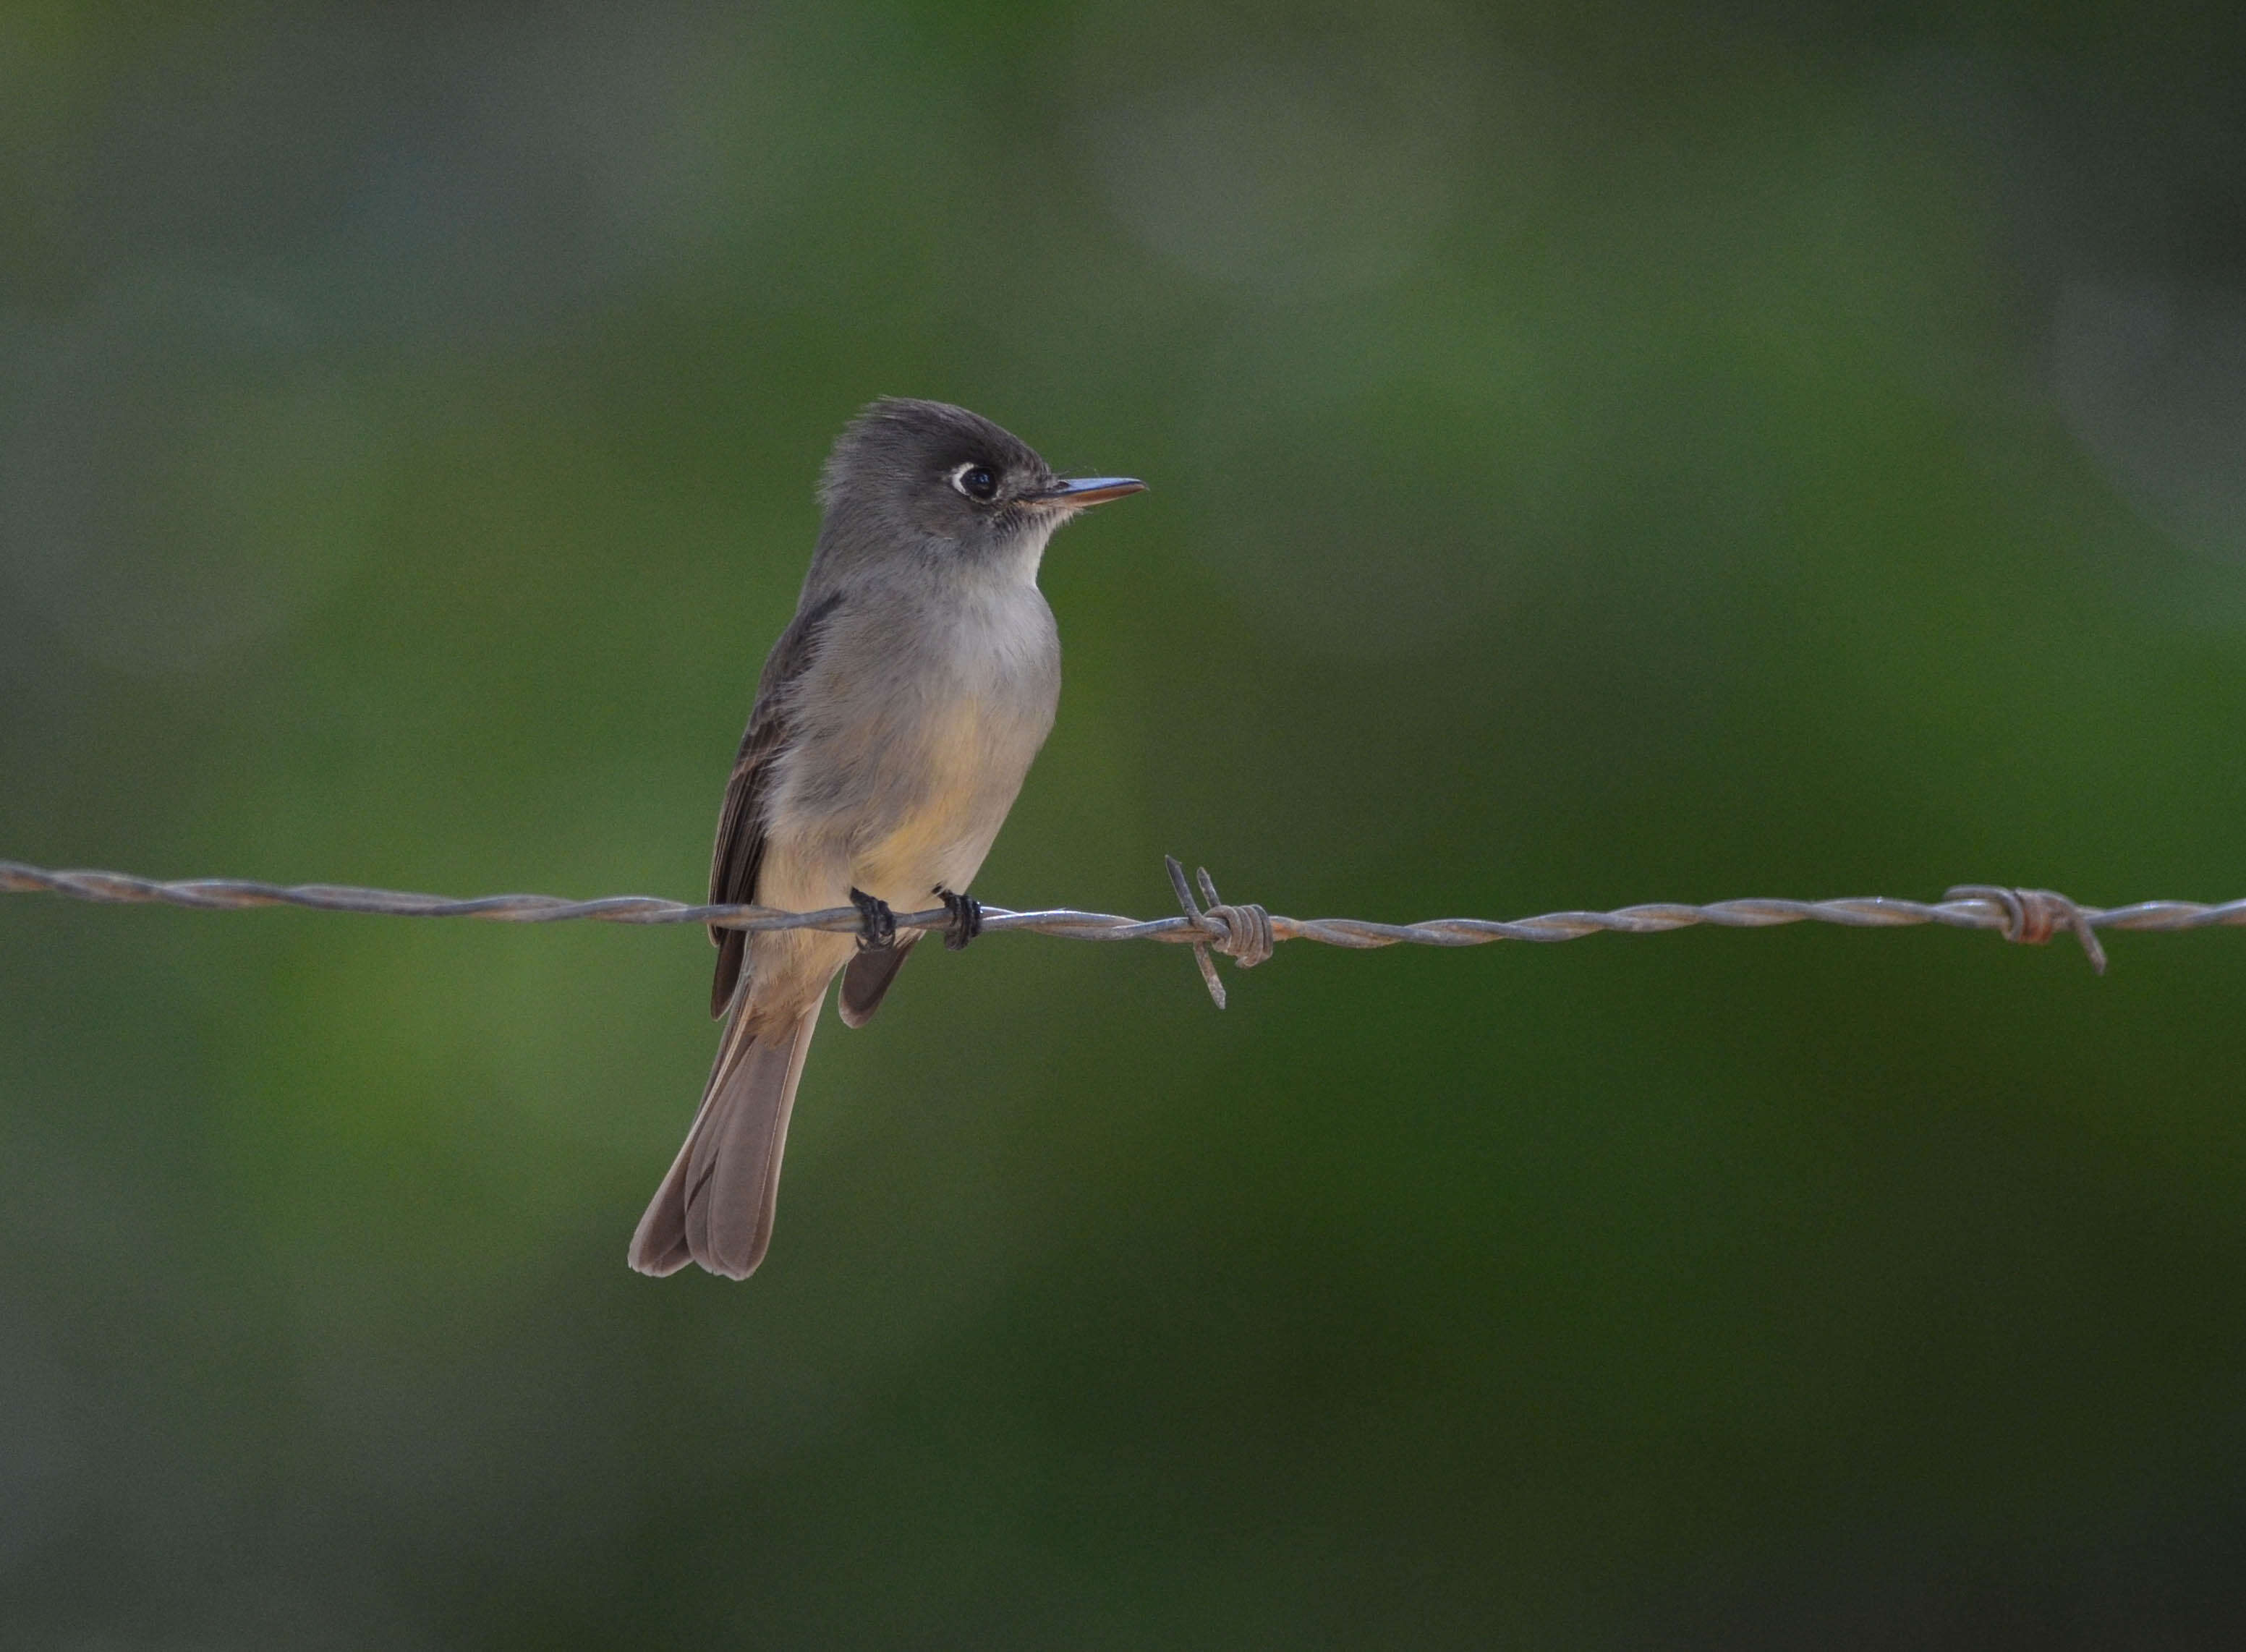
[7,856,2243,1006]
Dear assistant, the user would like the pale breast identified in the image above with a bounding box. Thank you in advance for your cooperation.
[770,578,1060,907]
[854,587,1059,898]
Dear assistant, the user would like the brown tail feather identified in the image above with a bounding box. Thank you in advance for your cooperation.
[629,1006,820,1280]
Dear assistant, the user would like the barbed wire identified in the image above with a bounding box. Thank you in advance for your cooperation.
[5,856,2243,1008]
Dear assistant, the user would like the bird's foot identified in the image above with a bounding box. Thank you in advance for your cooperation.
[848,887,896,950]
[935,886,982,953]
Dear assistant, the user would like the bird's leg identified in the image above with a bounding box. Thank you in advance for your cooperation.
[848,887,896,950]
[935,886,982,953]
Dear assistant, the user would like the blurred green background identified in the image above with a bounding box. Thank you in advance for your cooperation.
[4,1,2246,1645]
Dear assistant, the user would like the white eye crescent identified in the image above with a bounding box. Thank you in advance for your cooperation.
[948,462,999,501]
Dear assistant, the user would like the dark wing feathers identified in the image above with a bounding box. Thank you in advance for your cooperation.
[707,590,844,1018]
[837,936,916,1028]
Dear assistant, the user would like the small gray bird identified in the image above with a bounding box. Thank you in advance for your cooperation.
[629,399,1144,1279]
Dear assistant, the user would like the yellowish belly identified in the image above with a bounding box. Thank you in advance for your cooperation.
[850,697,1016,906]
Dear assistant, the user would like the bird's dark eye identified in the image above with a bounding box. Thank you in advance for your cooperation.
[949,462,999,502]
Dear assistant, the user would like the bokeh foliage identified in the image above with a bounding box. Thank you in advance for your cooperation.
[4,1,2246,1644]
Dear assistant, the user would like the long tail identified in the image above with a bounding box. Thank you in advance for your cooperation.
[629,1005,820,1280]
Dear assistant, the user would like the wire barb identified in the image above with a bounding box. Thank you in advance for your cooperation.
[1944,885,2108,975]
[1164,856,1276,1008]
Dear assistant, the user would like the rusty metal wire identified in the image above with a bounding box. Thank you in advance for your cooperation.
[6,856,2244,1007]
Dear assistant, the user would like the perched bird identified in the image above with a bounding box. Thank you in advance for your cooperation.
[629,399,1144,1279]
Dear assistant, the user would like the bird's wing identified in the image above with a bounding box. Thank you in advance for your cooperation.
[707,589,844,1018]
[837,935,917,1027]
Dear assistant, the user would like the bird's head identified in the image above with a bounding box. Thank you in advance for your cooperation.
[815,398,1144,579]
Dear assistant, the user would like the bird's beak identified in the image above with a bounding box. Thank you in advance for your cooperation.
[1022,476,1147,509]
